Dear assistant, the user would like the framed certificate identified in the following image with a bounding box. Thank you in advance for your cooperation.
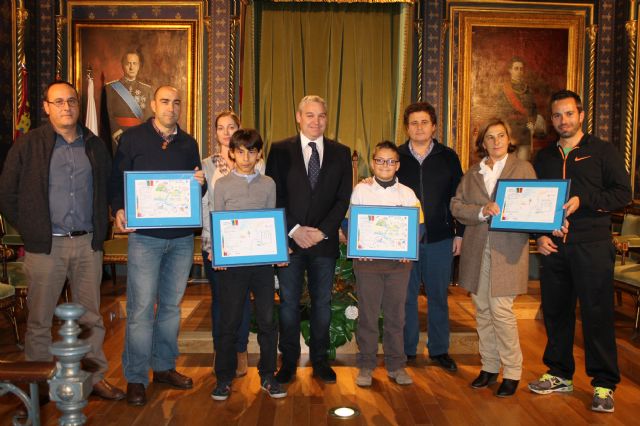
[347,205,420,260]
[124,171,202,229]
[489,179,570,232]
[210,208,289,267]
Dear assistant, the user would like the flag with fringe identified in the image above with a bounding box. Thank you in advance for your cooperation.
[85,73,99,135]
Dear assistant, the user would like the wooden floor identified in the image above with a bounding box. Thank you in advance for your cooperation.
[1,279,640,425]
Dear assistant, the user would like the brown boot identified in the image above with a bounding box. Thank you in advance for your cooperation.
[236,351,248,377]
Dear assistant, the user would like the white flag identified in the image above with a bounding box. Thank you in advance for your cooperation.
[85,76,99,135]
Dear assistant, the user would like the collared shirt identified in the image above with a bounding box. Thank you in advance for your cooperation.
[287,134,326,238]
[49,126,94,234]
[351,178,424,223]
[477,154,508,221]
[408,140,434,165]
[300,133,324,171]
[152,119,178,148]
[232,169,259,183]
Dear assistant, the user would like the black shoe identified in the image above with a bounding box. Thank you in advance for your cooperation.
[275,366,296,384]
[471,370,499,389]
[429,353,457,372]
[312,362,337,384]
[496,379,519,397]
[126,383,147,406]
[406,354,417,361]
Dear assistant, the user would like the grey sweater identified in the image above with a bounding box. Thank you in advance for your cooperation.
[213,172,276,211]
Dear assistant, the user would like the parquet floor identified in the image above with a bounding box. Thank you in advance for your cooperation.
[1,279,640,425]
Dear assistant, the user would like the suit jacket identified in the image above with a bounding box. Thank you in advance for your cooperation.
[450,154,536,297]
[266,135,352,257]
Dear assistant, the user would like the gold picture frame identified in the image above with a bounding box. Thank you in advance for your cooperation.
[447,4,590,170]
[628,2,640,199]
[62,1,206,152]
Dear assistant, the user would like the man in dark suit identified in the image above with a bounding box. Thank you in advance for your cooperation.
[266,95,352,384]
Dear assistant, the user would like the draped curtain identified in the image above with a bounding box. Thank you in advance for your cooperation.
[241,0,413,177]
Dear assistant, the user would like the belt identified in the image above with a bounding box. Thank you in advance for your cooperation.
[52,231,91,238]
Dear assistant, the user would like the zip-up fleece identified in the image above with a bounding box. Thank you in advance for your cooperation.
[533,133,631,244]
[0,122,112,253]
[396,139,464,243]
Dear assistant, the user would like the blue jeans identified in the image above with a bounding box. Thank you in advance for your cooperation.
[203,250,251,353]
[404,238,453,357]
[277,254,336,366]
[123,233,194,385]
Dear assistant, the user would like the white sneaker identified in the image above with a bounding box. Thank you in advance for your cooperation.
[388,368,413,385]
[356,368,373,387]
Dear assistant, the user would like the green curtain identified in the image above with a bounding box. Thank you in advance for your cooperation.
[241,1,412,178]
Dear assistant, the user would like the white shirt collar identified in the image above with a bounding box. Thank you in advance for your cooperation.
[479,154,508,175]
[300,133,324,150]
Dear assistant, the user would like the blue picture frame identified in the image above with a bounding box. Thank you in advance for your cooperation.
[211,208,289,267]
[347,205,420,261]
[489,179,570,232]
[124,171,202,229]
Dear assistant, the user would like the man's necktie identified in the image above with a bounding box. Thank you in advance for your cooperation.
[308,141,321,189]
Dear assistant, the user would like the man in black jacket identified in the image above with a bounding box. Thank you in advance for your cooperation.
[529,90,631,413]
[266,95,352,384]
[110,85,205,406]
[396,102,463,372]
[0,81,124,401]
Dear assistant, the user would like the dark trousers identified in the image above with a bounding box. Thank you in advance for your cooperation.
[354,260,412,371]
[203,250,251,352]
[214,265,277,382]
[277,254,336,366]
[539,239,620,390]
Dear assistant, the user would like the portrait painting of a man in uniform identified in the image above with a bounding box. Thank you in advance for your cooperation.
[104,49,154,147]
[75,25,193,155]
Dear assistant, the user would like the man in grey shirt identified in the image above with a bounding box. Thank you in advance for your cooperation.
[0,81,124,401]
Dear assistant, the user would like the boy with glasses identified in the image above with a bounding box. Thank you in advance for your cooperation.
[350,141,423,387]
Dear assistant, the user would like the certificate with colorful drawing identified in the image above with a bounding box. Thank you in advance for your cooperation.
[210,209,289,267]
[347,205,419,260]
[124,171,202,228]
[489,179,570,232]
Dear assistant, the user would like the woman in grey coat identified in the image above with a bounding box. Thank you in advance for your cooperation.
[451,118,536,397]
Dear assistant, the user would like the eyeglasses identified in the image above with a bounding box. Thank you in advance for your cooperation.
[46,98,79,108]
[373,158,399,166]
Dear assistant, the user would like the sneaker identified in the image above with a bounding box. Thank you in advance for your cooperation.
[388,368,413,385]
[591,387,614,413]
[260,376,287,399]
[356,368,373,387]
[210,381,232,401]
[528,374,573,394]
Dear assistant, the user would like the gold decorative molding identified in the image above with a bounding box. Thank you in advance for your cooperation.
[586,24,597,134]
[438,19,448,142]
[56,15,67,80]
[414,18,423,102]
[625,19,636,176]
[229,17,239,110]
[272,0,413,3]
[205,15,213,155]
[15,3,28,110]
